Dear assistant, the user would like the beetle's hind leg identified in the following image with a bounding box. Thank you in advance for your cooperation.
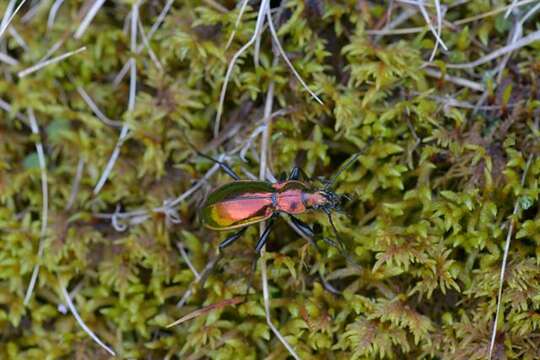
[288,167,311,181]
[197,152,241,180]
[243,216,277,299]
[219,227,248,249]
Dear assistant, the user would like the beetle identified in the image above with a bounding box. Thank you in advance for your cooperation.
[199,151,363,255]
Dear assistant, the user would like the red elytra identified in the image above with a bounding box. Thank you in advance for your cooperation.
[201,180,329,231]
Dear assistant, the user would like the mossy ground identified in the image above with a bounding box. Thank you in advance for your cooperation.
[1,0,540,359]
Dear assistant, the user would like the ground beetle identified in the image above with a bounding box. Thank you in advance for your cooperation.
[199,151,363,255]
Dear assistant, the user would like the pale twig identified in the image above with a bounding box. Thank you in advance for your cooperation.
[266,8,323,106]
[0,0,27,40]
[176,242,201,281]
[225,0,250,50]
[94,160,223,227]
[76,86,123,127]
[23,109,48,305]
[202,0,228,13]
[505,0,520,18]
[8,26,29,51]
[136,0,173,53]
[488,154,534,360]
[66,158,85,210]
[177,253,221,308]
[93,122,129,195]
[0,98,28,122]
[423,68,485,92]
[18,46,87,78]
[21,0,44,23]
[48,0,65,29]
[367,0,537,36]
[258,60,300,359]
[60,283,116,356]
[418,0,447,62]
[0,51,18,66]
[112,60,131,87]
[37,39,64,65]
[94,4,138,195]
[446,30,540,69]
[137,18,164,72]
[372,7,417,41]
[74,0,107,39]
[254,0,270,67]
[214,1,271,137]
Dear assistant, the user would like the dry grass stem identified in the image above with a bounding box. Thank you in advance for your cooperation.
[488,154,534,360]
[423,68,485,92]
[23,109,48,305]
[0,51,18,66]
[167,297,242,328]
[257,59,301,359]
[225,0,250,50]
[266,8,323,105]
[47,0,65,29]
[76,86,123,127]
[214,0,269,137]
[0,0,26,40]
[447,29,540,69]
[66,158,85,210]
[18,46,86,78]
[176,242,201,281]
[74,0,106,39]
[60,284,116,356]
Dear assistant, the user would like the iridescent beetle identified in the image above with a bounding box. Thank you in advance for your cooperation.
[199,152,363,255]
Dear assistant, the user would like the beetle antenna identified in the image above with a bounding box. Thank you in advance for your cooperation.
[326,139,372,190]
[326,153,360,190]
[325,211,346,252]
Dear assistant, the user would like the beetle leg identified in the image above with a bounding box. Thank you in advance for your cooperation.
[219,227,248,249]
[288,167,311,181]
[289,215,343,253]
[288,167,300,180]
[197,152,241,180]
[289,215,314,238]
[254,217,276,253]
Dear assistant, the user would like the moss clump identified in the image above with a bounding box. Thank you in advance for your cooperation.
[1,0,540,359]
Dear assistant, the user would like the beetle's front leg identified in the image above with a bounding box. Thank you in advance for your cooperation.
[219,227,248,249]
[289,215,340,250]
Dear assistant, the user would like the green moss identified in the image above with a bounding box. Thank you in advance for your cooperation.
[1,0,540,359]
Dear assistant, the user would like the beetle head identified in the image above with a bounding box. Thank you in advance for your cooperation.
[315,189,341,212]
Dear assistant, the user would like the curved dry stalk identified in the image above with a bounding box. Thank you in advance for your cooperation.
[367,0,537,36]
[94,2,138,195]
[17,46,86,78]
[446,29,540,69]
[266,8,323,105]
[214,0,269,137]
[257,60,301,360]
[23,109,48,305]
[74,0,106,39]
[0,0,27,40]
[225,0,250,50]
[488,155,534,360]
[60,283,116,356]
[47,0,65,29]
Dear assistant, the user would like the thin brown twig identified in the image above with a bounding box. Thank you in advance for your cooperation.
[167,297,243,328]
